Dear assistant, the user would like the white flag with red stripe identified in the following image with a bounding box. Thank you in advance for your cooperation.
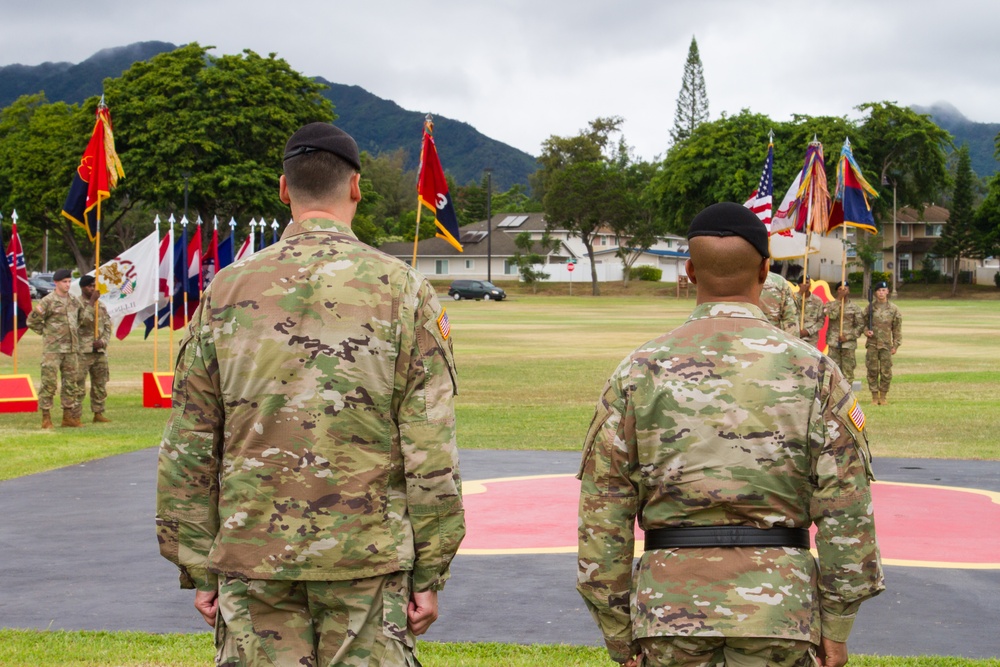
[85,231,159,340]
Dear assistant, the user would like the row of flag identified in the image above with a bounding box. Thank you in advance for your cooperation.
[0,212,284,356]
[4,101,467,358]
[744,136,879,239]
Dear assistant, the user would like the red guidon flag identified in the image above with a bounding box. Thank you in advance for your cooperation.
[61,99,124,242]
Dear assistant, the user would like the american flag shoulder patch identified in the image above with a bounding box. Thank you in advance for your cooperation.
[849,399,866,431]
[437,309,451,340]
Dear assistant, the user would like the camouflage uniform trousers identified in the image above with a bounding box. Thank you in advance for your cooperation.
[76,352,109,414]
[38,352,80,412]
[866,346,893,393]
[827,345,858,384]
[637,636,817,667]
[216,570,420,667]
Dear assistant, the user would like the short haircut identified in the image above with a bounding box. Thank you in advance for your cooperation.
[283,150,357,204]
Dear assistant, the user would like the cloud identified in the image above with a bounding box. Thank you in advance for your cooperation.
[1,0,998,159]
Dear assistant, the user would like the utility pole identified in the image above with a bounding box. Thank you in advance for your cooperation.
[485,168,493,282]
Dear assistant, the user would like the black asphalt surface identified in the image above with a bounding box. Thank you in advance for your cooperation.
[0,449,997,659]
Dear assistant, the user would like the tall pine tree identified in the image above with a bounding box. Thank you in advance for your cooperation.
[670,36,710,145]
[934,145,980,296]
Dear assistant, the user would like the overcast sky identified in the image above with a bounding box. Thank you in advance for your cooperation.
[1,0,995,161]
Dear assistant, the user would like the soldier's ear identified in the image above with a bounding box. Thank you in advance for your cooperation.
[279,175,291,205]
[757,259,769,284]
[685,259,697,284]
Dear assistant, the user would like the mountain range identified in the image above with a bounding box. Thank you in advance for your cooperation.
[2,43,998,188]
[0,41,538,190]
[912,103,1000,180]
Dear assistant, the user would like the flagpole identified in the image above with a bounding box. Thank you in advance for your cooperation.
[412,114,433,268]
[840,225,847,339]
[196,215,204,301]
[181,215,189,334]
[11,210,19,374]
[153,215,161,373]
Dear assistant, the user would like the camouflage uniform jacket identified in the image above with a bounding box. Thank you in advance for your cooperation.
[759,272,799,335]
[156,217,465,594]
[797,291,826,346]
[824,299,865,350]
[77,299,112,354]
[864,301,902,350]
[26,292,81,353]
[577,302,884,662]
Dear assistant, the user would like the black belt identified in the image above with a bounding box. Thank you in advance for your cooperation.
[644,526,810,550]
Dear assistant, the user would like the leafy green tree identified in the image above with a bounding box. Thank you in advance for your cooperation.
[103,43,334,225]
[491,183,543,214]
[532,116,624,203]
[613,160,666,287]
[544,160,628,296]
[854,102,952,221]
[934,145,981,295]
[653,110,777,234]
[453,176,488,226]
[511,230,558,292]
[670,36,710,145]
[0,93,100,271]
[973,131,1000,259]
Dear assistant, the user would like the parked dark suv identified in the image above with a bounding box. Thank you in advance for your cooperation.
[447,279,506,301]
[28,273,56,298]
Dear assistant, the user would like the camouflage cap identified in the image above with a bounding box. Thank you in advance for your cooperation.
[687,202,770,259]
[283,123,361,171]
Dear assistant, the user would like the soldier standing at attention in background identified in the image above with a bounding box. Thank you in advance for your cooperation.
[26,267,82,429]
[156,122,464,667]
[864,280,902,405]
[796,276,827,347]
[759,270,799,335]
[577,202,883,667]
[76,275,112,423]
[825,281,865,384]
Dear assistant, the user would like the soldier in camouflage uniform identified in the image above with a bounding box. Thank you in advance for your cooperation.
[578,203,884,667]
[76,275,112,423]
[863,281,902,405]
[759,271,799,335]
[26,268,82,428]
[824,281,865,384]
[795,276,826,348]
[157,123,465,667]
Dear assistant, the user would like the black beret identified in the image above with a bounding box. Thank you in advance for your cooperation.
[835,280,850,289]
[687,202,770,259]
[874,280,889,290]
[79,274,95,287]
[283,123,361,171]
[53,268,73,282]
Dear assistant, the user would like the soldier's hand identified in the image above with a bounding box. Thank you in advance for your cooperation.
[799,329,808,338]
[817,637,848,667]
[407,590,439,635]
[194,589,219,628]
[838,335,847,343]
[891,347,897,355]
[865,329,873,337]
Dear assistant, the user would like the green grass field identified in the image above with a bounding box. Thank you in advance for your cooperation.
[2,292,998,665]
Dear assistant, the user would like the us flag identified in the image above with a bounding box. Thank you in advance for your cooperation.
[744,140,774,230]
[437,309,451,340]
[849,400,866,431]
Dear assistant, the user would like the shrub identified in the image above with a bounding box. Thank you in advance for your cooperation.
[629,265,662,282]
